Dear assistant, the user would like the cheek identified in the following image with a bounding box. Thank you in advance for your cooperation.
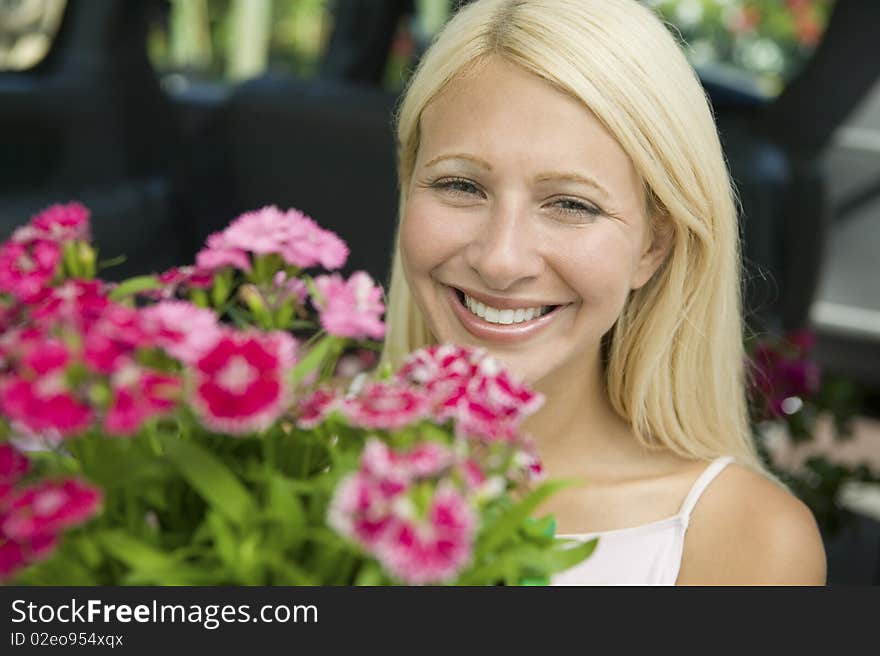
[554,233,634,310]
[400,195,464,276]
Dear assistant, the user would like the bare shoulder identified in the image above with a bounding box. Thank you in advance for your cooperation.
[676,462,827,585]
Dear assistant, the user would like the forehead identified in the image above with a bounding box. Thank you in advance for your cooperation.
[417,57,642,199]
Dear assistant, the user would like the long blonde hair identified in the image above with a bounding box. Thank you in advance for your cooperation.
[380,0,770,477]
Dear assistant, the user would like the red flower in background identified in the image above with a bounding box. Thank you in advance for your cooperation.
[748,329,822,419]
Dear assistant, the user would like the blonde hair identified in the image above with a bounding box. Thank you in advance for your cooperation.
[380,0,772,478]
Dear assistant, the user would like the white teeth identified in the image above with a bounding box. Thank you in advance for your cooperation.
[461,292,550,325]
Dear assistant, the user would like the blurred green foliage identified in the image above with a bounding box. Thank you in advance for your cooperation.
[146,0,835,95]
[648,0,835,95]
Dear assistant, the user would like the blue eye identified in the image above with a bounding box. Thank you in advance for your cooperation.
[433,178,483,196]
[553,198,602,219]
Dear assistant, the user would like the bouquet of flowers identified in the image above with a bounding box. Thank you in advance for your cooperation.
[0,203,596,585]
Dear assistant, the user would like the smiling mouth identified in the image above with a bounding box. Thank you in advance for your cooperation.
[453,288,562,325]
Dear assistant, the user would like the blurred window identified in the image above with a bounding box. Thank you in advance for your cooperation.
[0,0,66,71]
[647,0,836,96]
[147,0,333,86]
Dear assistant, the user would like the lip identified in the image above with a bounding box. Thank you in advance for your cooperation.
[445,285,567,343]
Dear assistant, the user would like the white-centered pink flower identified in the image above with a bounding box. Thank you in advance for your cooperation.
[341,381,430,431]
[379,483,477,585]
[188,329,298,435]
[327,439,476,584]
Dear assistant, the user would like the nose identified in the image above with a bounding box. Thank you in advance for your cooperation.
[464,198,545,291]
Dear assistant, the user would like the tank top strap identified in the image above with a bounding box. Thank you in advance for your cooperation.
[676,456,736,524]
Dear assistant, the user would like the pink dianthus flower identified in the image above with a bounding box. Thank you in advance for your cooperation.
[312,271,385,339]
[189,329,298,434]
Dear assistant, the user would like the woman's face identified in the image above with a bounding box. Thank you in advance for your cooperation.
[400,56,668,386]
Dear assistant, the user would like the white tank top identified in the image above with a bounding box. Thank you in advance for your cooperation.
[551,456,736,585]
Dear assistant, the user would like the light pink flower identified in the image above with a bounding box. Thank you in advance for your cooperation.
[342,381,430,431]
[0,239,60,302]
[189,329,298,434]
[2,478,101,541]
[312,271,385,339]
[281,210,348,270]
[379,484,476,585]
[273,271,308,305]
[140,301,223,364]
[195,234,251,273]
[220,206,291,255]
[209,206,348,270]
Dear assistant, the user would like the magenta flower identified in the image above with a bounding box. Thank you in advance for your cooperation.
[0,239,60,302]
[104,363,181,435]
[140,301,223,364]
[328,439,476,584]
[2,478,101,541]
[398,346,543,442]
[0,336,93,437]
[31,280,110,331]
[0,376,94,438]
[396,344,482,391]
[295,387,341,428]
[312,271,386,339]
[749,334,822,419]
[342,381,431,431]
[28,203,91,243]
[0,443,29,501]
[0,534,57,580]
[189,329,298,434]
[360,439,453,482]
[379,484,476,585]
[81,304,147,375]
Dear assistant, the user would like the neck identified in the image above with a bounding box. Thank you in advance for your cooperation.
[521,345,634,476]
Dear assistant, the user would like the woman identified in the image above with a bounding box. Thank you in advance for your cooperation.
[378,0,826,585]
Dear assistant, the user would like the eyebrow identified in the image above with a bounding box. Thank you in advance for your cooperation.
[424,153,493,170]
[532,172,611,201]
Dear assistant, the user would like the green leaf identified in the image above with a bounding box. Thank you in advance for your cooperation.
[96,529,177,571]
[265,474,307,541]
[160,434,255,526]
[477,479,577,554]
[353,561,385,586]
[290,335,336,385]
[108,275,161,301]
